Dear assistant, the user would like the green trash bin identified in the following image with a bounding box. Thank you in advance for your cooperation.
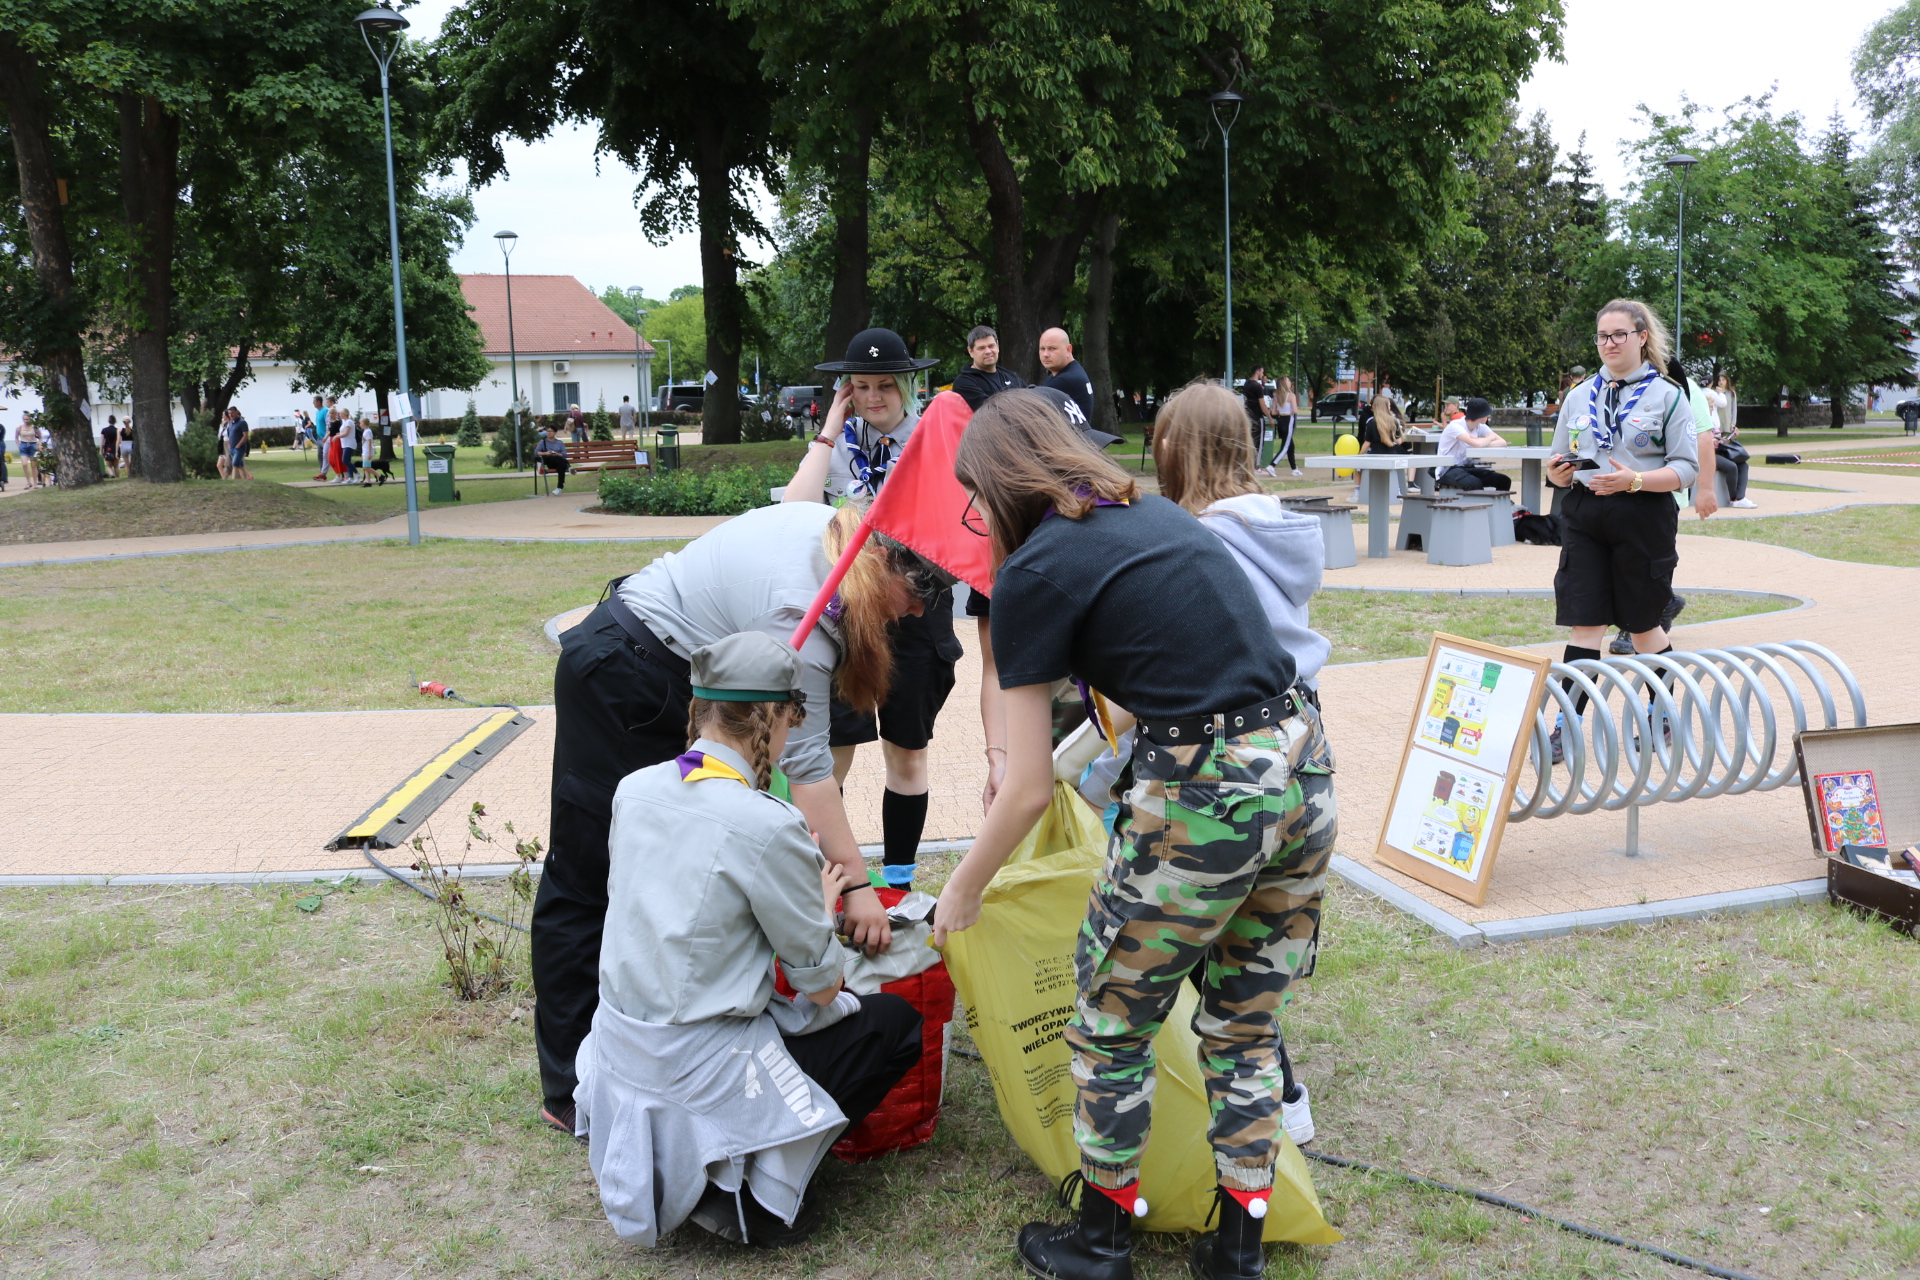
[423,443,460,502]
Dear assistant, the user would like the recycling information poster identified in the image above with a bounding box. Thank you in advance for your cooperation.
[1375,636,1551,906]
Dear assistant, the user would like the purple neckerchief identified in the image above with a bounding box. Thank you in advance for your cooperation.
[823,593,845,625]
[674,750,706,780]
[1077,680,1107,743]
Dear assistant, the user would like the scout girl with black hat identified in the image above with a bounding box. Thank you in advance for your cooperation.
[575,631,924,1248]
[784,327,958,891]
[938,388,1336,1280]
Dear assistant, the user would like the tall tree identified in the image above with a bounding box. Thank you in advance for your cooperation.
[437,0,779,444]
[1856,1,1920,263]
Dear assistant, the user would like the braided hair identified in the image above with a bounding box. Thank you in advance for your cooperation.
[686,698,796,791]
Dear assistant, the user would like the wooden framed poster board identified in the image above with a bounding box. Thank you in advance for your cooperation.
[1372,634,1553,907]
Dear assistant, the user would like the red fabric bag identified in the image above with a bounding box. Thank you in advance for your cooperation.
[774,885,955,1161]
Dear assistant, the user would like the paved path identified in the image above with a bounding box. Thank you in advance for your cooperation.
[2,458,1914,918]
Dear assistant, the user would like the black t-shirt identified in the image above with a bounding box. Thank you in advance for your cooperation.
[988,494,1294,717]
[1242,378,1269,421]
[953,365,1027,412]
[1041,360,1096,424]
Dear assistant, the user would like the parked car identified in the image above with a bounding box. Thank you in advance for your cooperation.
[654,383,755,415]
[1312,391,1359,421]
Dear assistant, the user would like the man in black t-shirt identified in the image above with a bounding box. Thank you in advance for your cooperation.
[951,325,1027,411]
[1241,365,1270,453]
[1037,328,1096,423]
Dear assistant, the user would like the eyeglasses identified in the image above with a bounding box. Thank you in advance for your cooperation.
[961,494,988,537]
[1595,328,1645,347]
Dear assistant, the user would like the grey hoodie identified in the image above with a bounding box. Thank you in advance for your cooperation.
[1199,494,1331,690]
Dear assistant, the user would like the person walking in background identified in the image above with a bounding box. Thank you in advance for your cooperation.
[101,417,120,478]
[568,402,588,443]
[326,417,346,484]
[215,411,234,479]
[228,408,253,479]
[343,414,362,482]
[617,395,637,439]
[119,415,135,476]
[1038,327,1096,423]
[1263,375,1302,477]
[17,412,44,488]
[1434,398,1511,492]
[952,325,1027,410]
[357,417,377,486]
[1240,363,1270,459]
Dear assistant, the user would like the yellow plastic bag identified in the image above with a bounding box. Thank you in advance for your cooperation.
[944,783,1340,1244]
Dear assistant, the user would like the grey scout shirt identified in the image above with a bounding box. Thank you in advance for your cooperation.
[1552,364,1700,490]
[820,403,919,502]
[617,502,843,785]
[599,737,844,1025]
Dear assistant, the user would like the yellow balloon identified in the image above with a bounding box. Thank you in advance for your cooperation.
[1333,431,1359,477]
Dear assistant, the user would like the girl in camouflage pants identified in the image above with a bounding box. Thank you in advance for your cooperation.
[940,389,1335,1280]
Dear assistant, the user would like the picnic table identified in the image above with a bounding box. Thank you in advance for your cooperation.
[1304,455,1449,559]
[1464,445,1557,514]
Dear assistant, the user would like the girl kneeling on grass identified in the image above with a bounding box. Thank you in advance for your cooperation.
[940,390,1336,1280]
[575,631,924,1248]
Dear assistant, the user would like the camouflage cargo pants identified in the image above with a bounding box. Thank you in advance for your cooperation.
[1064,702,1336,1192]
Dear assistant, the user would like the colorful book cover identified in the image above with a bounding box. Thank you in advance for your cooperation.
[1813,771,1887,852]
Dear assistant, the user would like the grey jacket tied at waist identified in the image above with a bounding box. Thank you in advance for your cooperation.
[573,998,850,1247]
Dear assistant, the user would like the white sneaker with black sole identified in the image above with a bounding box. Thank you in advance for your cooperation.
[1283,1084,1315,1146]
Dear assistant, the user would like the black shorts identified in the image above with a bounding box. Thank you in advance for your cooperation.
[1553,485,1679,634]
[828,591,962,751]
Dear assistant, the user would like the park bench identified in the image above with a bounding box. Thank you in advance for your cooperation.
[562,440,649,473]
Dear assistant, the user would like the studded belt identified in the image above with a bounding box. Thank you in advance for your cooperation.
[1134,689,1307,748]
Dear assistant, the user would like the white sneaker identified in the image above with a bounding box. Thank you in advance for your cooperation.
[1282,1084,1315,1146]
[553,485,564,494]
[1731,498,1757,509]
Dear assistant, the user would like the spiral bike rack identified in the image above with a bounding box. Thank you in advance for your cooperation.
[1509,642,1867,856]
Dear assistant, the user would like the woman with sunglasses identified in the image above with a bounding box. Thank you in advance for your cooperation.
[940,389,1333,1280]
[784,328,958,891]
[1545,300,1700,751]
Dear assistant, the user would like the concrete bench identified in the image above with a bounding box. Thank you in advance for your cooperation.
[1395,494,1444,552]
[1426,497,1494,566]
[1280,495,1358,569]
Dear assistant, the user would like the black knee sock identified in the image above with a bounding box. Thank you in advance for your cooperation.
[881,789,928,887]
[1278,1037,1300,1103]
[1562,645,1600,716]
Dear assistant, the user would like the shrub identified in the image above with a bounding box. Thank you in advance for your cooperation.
[741,402,790,444]
[456,399,483,448]
[591,394,613,442]
[597,463,793,516]
[488,414,542,469]
[178,412,222,479]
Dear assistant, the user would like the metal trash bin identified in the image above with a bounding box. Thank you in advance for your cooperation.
[423,443,460,502]
[657,425,680,472]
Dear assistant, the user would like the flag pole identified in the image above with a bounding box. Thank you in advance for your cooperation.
[790,513,875,650]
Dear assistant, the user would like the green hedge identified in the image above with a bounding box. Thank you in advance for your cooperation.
[597,464,795,517]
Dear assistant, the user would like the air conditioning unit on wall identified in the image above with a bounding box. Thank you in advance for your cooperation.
[553,360,571,374]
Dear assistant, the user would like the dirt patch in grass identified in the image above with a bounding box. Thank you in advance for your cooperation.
[0,479,390,544]
[1311,589,1792,666]
[1689,504,1920,568]
[0,539,679,713]
[1,877,1912,1279]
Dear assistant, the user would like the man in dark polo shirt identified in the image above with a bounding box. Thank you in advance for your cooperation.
[1037,327,1096,423]
[951,325,1026,411]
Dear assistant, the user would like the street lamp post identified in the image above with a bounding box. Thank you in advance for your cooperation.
[1209,89,1244,387]
[494,230,523,476]
[1664,154,1698,363]
[356,6,420,546]
[635,309,651,442]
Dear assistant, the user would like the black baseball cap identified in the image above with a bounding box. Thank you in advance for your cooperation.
[1030,386,1124,449]
[1462,397,1492,421]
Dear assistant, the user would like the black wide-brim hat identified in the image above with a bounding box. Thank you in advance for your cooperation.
[815,327,939,374]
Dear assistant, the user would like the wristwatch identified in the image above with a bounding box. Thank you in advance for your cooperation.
[1628,471,1644,493]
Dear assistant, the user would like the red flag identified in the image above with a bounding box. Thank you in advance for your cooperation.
[790,390,992,649]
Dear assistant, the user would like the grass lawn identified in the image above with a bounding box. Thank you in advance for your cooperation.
[1310,590,1791,666]
[1690,505,1920,569]
[0,539,678,714]
[0,480,390,546]
[0,537,1792,715]
[1,877,1911,1279]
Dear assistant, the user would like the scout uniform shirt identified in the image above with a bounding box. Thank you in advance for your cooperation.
[819,401,920,502]
[1551,363,1700,490]
[598,737,844,1023]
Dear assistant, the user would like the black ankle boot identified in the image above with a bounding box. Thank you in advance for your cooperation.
[1017,1173,1136,1280]
[1190,1188,1266,1280]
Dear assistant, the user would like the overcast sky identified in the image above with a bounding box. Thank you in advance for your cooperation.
[406,0,1901,297]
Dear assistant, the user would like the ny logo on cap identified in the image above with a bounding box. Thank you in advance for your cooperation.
[868,347,879,358]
